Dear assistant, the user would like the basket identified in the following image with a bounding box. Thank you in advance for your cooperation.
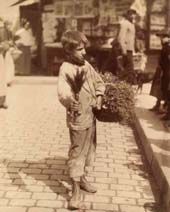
[93,81,135,124]
[93,108,119,122]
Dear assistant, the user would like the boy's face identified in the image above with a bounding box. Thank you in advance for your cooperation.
[71,42,86,65]
[128,13,136,23]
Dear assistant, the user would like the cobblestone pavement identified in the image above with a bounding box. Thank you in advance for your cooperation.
[0,82,161,212]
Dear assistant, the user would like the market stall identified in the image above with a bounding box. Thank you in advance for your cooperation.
[145,0,170,72]
[15,0,170,75]
[41,0,134,75]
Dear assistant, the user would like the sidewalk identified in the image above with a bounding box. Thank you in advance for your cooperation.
[134,83,170,212]
[0,78,160,212]
[14,76,58,85]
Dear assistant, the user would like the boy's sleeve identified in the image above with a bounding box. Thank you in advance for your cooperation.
[57,65,74,108]
[89,64,105,96]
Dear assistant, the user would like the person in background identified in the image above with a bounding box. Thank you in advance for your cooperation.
[15,19,35,75]
[149,32,170,116]
[4,20,15,86]
[57,30,105,210]
[0,19,10,109]
[101,38,124,77]
[159,34,170,122]
[135,25,146,53]
[118,9,137,84]
[149,65,163,112]
[134,26,148,93]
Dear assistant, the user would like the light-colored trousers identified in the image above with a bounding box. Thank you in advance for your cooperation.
[68,123,96,181]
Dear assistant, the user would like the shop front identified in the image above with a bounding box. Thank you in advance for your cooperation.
[41,0,134,75]
[16,0,170,75]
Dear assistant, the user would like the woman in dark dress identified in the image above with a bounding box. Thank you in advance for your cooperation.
[149,65,163,112]
[149,34,170,113]
[159,36,170,120]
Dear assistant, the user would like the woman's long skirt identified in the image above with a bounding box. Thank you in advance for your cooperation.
[0,54,7,106]
[150,66,163,100]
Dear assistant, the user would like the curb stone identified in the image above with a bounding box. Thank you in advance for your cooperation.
[133,112,170,212]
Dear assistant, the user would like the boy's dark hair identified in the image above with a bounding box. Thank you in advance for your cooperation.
[61,30,88,54]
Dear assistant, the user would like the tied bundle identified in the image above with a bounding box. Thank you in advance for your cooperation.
[66,68,85,120]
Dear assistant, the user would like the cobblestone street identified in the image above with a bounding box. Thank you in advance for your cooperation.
[0,79,161,212]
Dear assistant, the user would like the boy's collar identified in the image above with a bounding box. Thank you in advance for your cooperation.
[65,55,85,66]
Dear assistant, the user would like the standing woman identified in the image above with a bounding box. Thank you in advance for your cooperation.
[4,20,15,86]
[15,19,35,75]
[0,20,9,109]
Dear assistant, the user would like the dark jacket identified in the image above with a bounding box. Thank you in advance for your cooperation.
[160,42,170,100]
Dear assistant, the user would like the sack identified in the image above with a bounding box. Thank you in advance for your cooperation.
[93,107,117,122]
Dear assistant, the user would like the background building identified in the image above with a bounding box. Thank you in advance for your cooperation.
[6,0,170,75]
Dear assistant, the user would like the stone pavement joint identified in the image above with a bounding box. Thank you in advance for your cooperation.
[0,80,161,212]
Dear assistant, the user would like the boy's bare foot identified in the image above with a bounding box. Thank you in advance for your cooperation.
[68,181,81,210]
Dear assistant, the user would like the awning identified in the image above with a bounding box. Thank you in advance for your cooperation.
[10,0,39,7]
[130,0,147,17]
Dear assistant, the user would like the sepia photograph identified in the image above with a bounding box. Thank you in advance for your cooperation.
[0,0,170,211]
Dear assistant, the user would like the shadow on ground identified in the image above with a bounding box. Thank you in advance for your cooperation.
[2,156,71,202]
[124,137,163,212]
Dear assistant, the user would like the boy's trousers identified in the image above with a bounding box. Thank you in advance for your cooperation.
[68,123,96,181]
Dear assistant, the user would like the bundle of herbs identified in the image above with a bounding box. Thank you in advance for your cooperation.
[96,72,135,125]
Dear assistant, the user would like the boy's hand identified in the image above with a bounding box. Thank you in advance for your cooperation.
[70,99,80,112]
[96,95,103,110]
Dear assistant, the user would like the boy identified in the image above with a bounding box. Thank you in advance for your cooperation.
[57,30,105,209]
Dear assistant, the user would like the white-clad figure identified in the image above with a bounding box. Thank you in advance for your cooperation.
[3,20,15,86]
[0,44,8,109]
[0,20,9,109]
[5,46,15,86]
[15,19,35,75]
